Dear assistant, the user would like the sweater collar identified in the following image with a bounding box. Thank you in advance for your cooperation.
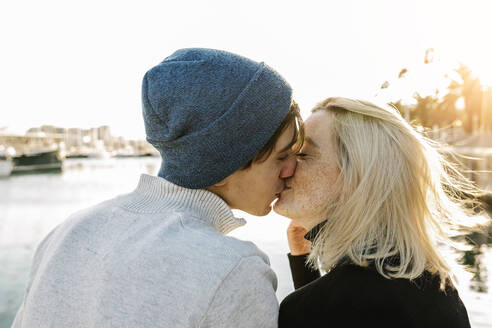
[127,174,246,235]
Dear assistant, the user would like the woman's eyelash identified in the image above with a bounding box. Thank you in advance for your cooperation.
[277,155,289,161]
[296,153,308,158]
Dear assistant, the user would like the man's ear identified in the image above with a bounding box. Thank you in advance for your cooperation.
[206,177,229,193]
[207,172,235,193]
[212,178,228,187]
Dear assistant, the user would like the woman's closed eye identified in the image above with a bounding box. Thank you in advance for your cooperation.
[296,153,309,159]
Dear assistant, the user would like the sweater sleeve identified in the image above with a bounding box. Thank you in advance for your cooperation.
[11,226,60,327]
[287,253,321,289]
[200,255,279,328]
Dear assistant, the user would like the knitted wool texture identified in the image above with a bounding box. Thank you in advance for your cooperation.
[142,48,292,189]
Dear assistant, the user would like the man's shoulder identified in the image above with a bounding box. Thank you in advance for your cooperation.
[54,192,268,264]
[179,213,270,265]
[48,196,118,235]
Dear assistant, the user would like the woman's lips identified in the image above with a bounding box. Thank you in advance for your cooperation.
[275,185,291,198]
[279,185,291,195]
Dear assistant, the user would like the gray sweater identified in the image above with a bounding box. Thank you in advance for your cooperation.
[12,174,279,328]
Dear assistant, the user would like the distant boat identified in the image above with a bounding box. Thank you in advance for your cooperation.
[12,150,63,173]
[86,148,110,159]
[66,153,89,159]
[84,142,111,159]
[114,151,159,158]
[0,153,13,177]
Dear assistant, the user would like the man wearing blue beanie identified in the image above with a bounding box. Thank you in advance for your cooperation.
[12,48,303,328]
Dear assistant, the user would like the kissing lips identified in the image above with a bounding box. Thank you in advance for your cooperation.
[275,185,292,199]
[280,185,292,197]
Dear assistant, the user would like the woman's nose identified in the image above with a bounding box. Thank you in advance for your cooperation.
[280,155,297,179]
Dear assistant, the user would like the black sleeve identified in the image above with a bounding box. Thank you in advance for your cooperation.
[287,253,321,289]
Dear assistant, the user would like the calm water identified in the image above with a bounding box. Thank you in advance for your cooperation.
[0,158,491,327]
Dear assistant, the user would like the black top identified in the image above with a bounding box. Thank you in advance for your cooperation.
[279,254,471,328]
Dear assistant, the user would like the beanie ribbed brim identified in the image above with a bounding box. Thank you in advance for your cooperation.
[151,62,292,189]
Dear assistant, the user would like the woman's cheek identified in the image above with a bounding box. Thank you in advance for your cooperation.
[293,166,327,218]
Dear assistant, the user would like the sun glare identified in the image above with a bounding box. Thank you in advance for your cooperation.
[462,34,492,87]
[468,54,492,87]
[476,65,492,87]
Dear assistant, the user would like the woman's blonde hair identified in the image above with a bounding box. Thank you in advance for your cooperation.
[309,97,483,289]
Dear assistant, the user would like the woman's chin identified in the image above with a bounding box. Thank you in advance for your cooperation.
[273,200,292,217]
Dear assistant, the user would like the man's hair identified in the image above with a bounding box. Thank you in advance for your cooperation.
[241,101,304,169]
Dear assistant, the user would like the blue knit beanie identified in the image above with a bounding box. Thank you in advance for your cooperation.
[142,48,292,189]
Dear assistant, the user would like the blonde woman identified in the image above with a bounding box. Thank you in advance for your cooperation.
[274,97,480,328]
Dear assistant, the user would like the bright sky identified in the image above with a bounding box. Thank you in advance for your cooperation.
[1,0,491,139]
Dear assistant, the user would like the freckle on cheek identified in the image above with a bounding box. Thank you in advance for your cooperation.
[295,165,338,217]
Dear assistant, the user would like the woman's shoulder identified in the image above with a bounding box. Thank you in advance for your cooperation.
[280,264,471,327]
[287,263,457,299]
[280,263,470,328]
[279,264,408,327]
[281,264,397,311]
[292,264,401,299]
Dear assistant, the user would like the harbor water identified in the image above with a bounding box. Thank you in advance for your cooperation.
[1,157,491,327]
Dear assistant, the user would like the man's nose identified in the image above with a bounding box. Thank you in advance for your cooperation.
[280,155,297,179]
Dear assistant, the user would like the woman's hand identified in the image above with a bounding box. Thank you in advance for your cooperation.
[287,220,312,256]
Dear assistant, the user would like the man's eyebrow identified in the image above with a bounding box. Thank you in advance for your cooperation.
[305,137,319,149]
[277,136,297,154]
[278,138,297,154]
